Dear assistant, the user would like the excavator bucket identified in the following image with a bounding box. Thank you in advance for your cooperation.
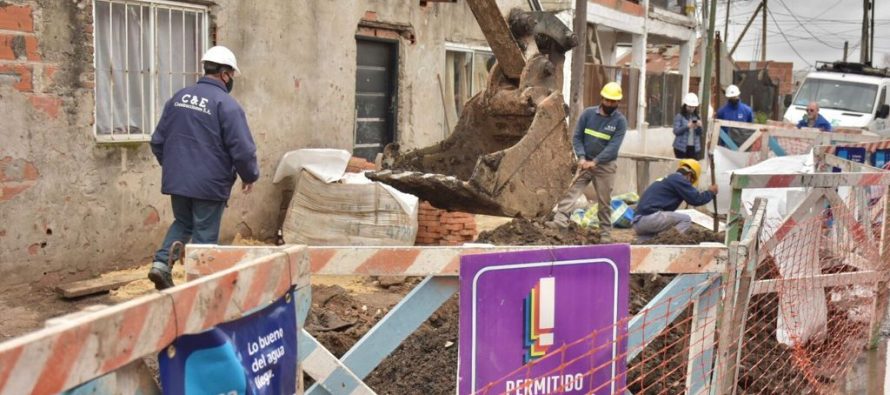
[367,8,578,217]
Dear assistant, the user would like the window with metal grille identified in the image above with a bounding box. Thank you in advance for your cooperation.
[93,0,209,143]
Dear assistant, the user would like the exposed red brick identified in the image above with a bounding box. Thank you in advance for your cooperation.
[0,64,33,92]
[22,162,37,181]
[28,95,61,118]
[143,210,160,227]
[0,4,33,32]
[0,229,5,237]
[27,243,39,255]
[363,11,378,21]
[3,184,33,201]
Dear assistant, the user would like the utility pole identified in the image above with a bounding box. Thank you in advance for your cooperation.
[701,0,720,234]
[844,41,849,62]
[870,0,875,65]
[862,0,870,64]
[729,1,763,57]
[761,0,767,63]
[569,0,588,127]
[715,32,722,121]
[724,0,731,43]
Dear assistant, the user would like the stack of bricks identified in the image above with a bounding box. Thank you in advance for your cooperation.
[415,201,477,245]
[346,156,377,173]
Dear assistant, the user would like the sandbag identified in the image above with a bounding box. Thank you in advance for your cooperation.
[282,171,418,246]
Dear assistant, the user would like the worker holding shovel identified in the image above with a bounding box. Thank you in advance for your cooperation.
[546,82,627,243]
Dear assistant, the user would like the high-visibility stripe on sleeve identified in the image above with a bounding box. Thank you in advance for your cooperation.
[584,128,612,140]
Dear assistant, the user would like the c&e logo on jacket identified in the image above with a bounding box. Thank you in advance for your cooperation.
[175,93,213,115]
[524,277,555,363]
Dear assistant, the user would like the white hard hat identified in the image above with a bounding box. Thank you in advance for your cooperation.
[683,92,700,107]
[201,46,240,74]
[725,84,740,98]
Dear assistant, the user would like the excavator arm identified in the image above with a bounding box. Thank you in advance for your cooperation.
[366,1,578,217]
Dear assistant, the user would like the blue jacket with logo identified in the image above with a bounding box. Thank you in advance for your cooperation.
[151,77,260,202]
[716,101,754,124]
[635,172,714,217]
[572,106,628,163]
[796,113,832,131]
[672,112,703,152]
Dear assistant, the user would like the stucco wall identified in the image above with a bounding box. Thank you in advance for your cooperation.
[0,0,528,287]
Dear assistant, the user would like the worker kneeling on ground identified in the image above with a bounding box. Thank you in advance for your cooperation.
[632,159,717,241]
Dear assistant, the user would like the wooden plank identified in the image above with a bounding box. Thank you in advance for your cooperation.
[731,171,890,189]
[736,130,762,152]
[686,277,721,395]
[464,0,525,79]
[0,246,308,395]
[626,274,716,361]
[619,152,677,162]
[187,245,727,277]
[870,185,890,348]
[751,271,882,295]
[56,273,145,299]
[299,330,375,395]
[823,154,887,172]
[635,159,650,197]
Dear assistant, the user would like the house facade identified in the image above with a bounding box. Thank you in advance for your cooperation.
[0,0,522,286]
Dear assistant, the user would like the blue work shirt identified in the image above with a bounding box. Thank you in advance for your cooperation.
[716,101,754,123]
[572,106,628,163]
[635,173,714,217]
[151,77,260,202]
[672,112,703,152]
[796,113,832,132]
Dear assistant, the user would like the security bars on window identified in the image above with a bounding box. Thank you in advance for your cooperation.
[93,0,208,143]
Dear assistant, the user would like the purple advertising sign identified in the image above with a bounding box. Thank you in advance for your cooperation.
[458,245,630,395]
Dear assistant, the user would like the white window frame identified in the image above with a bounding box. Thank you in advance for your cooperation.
[443,42,493,137]
[92,0,209,144]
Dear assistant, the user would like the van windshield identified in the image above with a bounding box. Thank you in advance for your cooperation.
[793,79,877,113]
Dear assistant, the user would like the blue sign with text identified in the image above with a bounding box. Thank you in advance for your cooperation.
[159,291,298,395]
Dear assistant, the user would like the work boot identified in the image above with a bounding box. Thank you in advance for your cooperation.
[600,232,612,244]
[148,261,175,290]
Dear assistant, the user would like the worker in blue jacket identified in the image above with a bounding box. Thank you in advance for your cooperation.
[546,82,627,243]
[148,46,260,290]
[632,160,718,241]
[716,84,755,148]
[796,101,832,131]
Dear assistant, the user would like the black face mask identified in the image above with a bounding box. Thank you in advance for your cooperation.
[728,98,739,106]
[224,74,235,93]
[601,104,617,116]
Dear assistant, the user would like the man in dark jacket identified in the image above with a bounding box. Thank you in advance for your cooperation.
[632,159,717,241]
[546,82,627,242]
[148,46,259,290]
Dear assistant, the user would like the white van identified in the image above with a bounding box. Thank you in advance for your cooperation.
[783,62,890,130]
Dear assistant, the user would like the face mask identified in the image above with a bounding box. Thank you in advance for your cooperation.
[224,74,235,93]
[728,98,739,106]
[601,104,617,115]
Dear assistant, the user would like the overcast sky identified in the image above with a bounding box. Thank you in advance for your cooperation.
[711,0,890,71]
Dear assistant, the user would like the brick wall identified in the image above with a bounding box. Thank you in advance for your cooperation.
[0,3,69,120]
[415,202,477,246]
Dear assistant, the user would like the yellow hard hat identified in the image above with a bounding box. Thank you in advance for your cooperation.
[678,159,702,186]
[600,82,623,101]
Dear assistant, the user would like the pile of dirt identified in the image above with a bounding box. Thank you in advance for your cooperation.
[635,228,725,245]
[305,279,458,394]
[475,217,601,245]
[365,296,459,394]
